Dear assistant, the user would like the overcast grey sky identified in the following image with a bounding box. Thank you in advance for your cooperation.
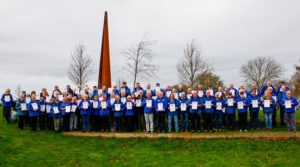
[0,0,299,95]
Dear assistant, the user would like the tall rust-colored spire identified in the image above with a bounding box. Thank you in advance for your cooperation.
[98,11,111,88]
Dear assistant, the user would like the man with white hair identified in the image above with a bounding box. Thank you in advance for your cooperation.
[155,91,168,132]
[280,90,299,131]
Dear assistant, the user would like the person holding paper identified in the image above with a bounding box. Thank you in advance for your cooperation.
[78,95,92,132]
[28,92,40,132]
[92,95,100,132]
[133,82,144,95]
[1,88,14,123]
[268,87,278,127]
[155,92,168,133]
[280,91,299,131]
[278,85,287,126]
[203,91,215,132]
[144,84,155,97]
[213,93,224,132]
[52,99,62,132]
[247,84,260,98]
[260,80,276,97]
[228,83,238,97]
[189,91,202,133]
[224,93,236,131]
[69,97,78,131]
[236,91,249,132]
[261,92,276,131]
[164,85,172,99]
[177,85,186,100]
[135,90,145,131]
[111,96,125,132]
[125,96,135,132]
[247,90,261,130]
[178,92,189,132]
[197,85,205,98]
[46,98,54,130]
[167,94,179,133]
[99,95,111,132]
[38,96,47,130]
[120,81,131,97]
[60,97,70,132]
[142,91,155,133]
[15,95,27,130]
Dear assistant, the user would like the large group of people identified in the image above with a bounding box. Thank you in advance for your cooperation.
[1,80,299,133]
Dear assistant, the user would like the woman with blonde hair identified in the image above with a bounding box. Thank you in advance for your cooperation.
[1,88,14,123]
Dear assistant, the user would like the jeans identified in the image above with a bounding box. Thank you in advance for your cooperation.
[69,113,77,130]
[264,113,273,129]
[250,110,260,129]
[214,112,222,129]
[144,113,154,132]
[168,114,179,132]
[180,111,189,131]
[54,118,60,132]
[82,115,91,131]
[285,112,296,131]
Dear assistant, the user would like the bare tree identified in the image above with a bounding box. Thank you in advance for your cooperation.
[123,36,158,88]
[240,56,283,89]
[290,60,300,98]
[67,44,93,87]
[177,39,211,87]
[14,85,22,99]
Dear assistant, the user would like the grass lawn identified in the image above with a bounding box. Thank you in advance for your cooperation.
[1,107,300,166]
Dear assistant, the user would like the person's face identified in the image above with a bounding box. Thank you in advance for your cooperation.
[83,96,88,101]
[146,92,151,98]
[287,92,292,98]
[136,83,140,88]
[206,92,210,97]
[158,92,163,98]
[267,81,271,86]
[31,94,36,101]
[181,93,186,99]
[251,90,256,96]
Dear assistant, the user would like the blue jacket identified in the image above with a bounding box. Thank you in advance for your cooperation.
[111,89,120,96]
[168,99,179,115]
[247,95,261,112]
[39,101,47,116]
[51,103,62,118]
[178,98,189,112]
[213,98,224,113]
[261,85,276,96]
[189,96,202,114]
[60,101,70,116]
[16,99,27,116]
[203,97,215,113]
[278,91,287,106]
[224,98,236,115]
[125,101,135,116]
[28,100,40,117]
[142,98,155,114]
[1,94,14,107]
[120,86,131,97]
[91,100,100,116]
[236,97,248,113]
[155,97,168,112]
[262,98,276,113]
[99,100,111,116]
[112,101,125,117]
[228,88,238,97]
[78,100,92,115]
[280,97,299,113]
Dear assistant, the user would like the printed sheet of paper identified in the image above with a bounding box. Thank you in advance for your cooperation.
[198,91,204,97]
[65,106,71,113]
[135,99,142,107]
[82,102,89,109]
[285,100,292,109]
[71,105,77,112]
[205,101,212,109]
[170,104,176,112]
[252,100,258,108]
[180,103,187,111]
[21,103,27,110]
[264,100,270,108]
[216,102,222,110]
[228,99,234,106]
[158,103,163,111]
[4,95,10,102]
[31,103,38,111]
[237,102,244,110]
[53,106,59,114]
[126,102,132,110]
[115,104,121,111]
[146,100,152,108]
[93,101,98,109]
[192,102,198,110]
[40,105,46,112]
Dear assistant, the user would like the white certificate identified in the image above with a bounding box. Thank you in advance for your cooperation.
[31,103,38,111]
[264,100,270,108]
[252,100,258,108]
[40,105,46,112]
[71,105,77,112]
[110,98,115,104]
[174,93,179,99]
[187,94,192,100]
[26,97,31,103]
[53,106,59,114]
[152,96,157,100]
[192,101,198,110]
[115,104,121,111]
[21,103,27,110]
[216,102,222,110]
[209,90,214,96]
[126,102,132,110]
[180,103,187,111]
[121,97,126,104]
[58,95,63,101]
[179,92,183,97]
[238,102,244,109]
[285,100,292,109]
[4,95,10,102]
[198,91,204,97]
[272,96,277,102]
[82,102,89,109]
[135,92,139,97]
[46,105,51,113]
[136,99,142,107]
[93,101,99,109]
[98,89,103,95]
[158,103,163,111]
[170,104,176,112]
[166,91,171,97]
[65,106,71,113]
[146,100,152,108]
[205,101,212,109]
[230,89,235,96]
[45,96,50,103]
[228,99,234,106]
[101,101,107,109]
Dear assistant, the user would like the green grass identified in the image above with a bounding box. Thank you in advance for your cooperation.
[1,107,300,166]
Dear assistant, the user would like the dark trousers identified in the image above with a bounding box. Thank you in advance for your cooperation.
[204,113,213,131]
[156,112,166,132]
[46,115,53,130]
[190,113,198,132]
[3,107,11,123]
[279,106,285,126]
[39,115,46,130]
[25,112,30,126]
[226,114,235,130]
[18,115,25,130]
[30,117,38,131]
[94,115,101,131]
[114,117,122,132]
[63,115,70,131]
[250,110,260,129]
[238,112,247,130]
[136,107,145,131]
[125,116,134,132]
[272,106,277,127]
[222,113,226,127]
[100,116,110,132]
